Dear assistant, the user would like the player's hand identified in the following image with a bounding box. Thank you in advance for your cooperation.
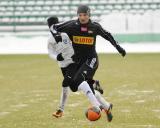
[57,53,64,61]
[54,34,62,43]
[116,45,126,57]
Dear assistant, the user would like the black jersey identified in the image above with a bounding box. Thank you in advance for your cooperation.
[51,19,119,59]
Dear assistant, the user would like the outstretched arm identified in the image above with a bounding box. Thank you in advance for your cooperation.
[95,22,126,57]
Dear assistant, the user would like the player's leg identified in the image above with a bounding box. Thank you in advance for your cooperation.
[86,79,95,94]
[93,80,104,94]
[95,90,113,122]
[77,81,101,108]
[53,67,69,118]
[93,80,110,109]
[70,57,102,109]
[87,79,104,94]
[87,79,113,122]
[61,61,101,110]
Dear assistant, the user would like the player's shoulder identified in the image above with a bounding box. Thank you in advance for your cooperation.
[48,33,56,44]
[67,19,78,27]
[60,33,71,43]
[60,32,69,39]
[55,19,76,29]
[65,19,76,24]
[60,19,76,26]
[91,21,102,28]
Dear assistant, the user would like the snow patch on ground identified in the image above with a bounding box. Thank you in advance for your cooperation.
[0,112,10,116]
[0,36,160,54]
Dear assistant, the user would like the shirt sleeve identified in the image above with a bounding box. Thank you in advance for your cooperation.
[95,22,119,47]
[47,35,58,60]
[49,20,75,33]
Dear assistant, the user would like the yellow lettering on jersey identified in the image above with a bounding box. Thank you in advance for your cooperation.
[73,36,94,45]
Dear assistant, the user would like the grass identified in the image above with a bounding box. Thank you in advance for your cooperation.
[0,54,160,128]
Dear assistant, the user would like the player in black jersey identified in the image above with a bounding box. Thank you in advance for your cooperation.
[47,5,126,122]
[48,4,126,92]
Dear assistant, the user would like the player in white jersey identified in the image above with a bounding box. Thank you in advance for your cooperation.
[48,32,74,68]
[48,24,113,122]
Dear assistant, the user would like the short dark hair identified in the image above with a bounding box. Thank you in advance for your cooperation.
[47,16,59,28]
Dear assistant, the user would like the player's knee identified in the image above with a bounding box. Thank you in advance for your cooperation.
[62,83,68,87]
[73,73,85,85]
[69,85,77,92]
[63,76,77,92]
[95,90,101,98]
[62,76,72,87]
[62,78,68,87]
[69,73,86,92]
[70,76,83,92]
[69,79,80,92]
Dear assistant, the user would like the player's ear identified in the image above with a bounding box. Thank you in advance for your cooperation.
[47,16,59,28]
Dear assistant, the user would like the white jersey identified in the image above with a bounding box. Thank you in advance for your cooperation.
[48,32,74,68]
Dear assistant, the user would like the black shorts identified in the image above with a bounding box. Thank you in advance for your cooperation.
[75,56,99,80]
[60,63,78,88]
[61,56,99,91]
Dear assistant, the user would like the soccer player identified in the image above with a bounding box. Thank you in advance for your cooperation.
[47,19,113,121]
[47,5,126,121]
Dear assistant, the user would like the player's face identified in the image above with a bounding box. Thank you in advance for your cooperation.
[78,13,90,24]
